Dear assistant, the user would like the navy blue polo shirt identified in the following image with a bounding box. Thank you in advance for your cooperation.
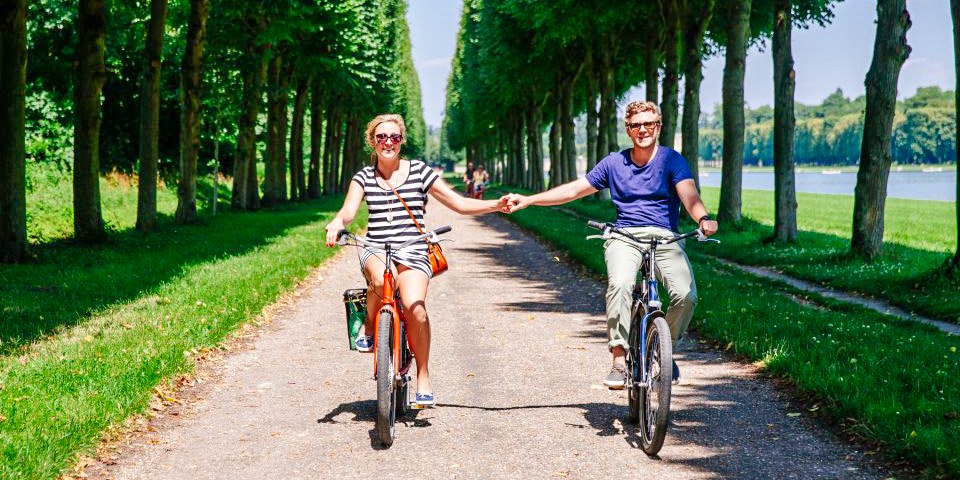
[584,147,694,232]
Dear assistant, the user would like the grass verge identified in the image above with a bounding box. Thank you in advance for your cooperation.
[484,183,960,477]
[2,170,363,478]
[490,183,959,324]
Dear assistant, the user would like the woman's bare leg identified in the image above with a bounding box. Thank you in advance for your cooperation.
[396,265,431,394]
[361,257,387,338]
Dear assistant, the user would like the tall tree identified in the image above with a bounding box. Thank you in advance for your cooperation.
[175,0,208,224]
[717,0,751,227]
[950,0,960,272]
[851,0,911,259]
[288,77,309,201]
[771,0,798,242]
[73,0,107,242]
[680,0,715,191]
[0,0,27,262]
[658,0,681,148]
[135,0,168,232]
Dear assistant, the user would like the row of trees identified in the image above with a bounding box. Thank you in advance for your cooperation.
[699,86,957,165]
[0,0,426,263]
[445,0,959,266]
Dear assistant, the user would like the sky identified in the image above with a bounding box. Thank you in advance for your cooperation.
[407,0,957,128]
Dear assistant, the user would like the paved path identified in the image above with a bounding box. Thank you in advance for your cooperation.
[87,203,887,480]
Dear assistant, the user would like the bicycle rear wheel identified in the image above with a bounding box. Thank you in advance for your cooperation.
[376,310,397,446]
[639,315,672,455]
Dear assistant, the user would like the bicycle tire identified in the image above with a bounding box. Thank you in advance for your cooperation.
[376,310,397,446]
[626,312,641,424]
[639,315,672,455]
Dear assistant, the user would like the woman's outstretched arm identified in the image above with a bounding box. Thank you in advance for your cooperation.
[428,177,508,215]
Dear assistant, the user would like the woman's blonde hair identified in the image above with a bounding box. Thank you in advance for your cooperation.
[364,114,407,166]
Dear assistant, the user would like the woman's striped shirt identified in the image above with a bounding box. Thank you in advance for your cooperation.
[351,160,440,276]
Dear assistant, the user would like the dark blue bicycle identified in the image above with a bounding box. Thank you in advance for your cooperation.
[587,220,717,455]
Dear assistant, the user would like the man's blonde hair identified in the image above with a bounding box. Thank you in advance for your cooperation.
[623,100,661,124]
[364,114,407,166]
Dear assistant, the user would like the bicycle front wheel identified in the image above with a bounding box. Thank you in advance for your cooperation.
[376,310,397,446]
[639,315,672,455]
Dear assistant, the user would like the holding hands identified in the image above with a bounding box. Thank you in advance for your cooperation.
[497,193,529,214]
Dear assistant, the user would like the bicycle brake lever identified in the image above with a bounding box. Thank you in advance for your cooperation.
[695,229,720,243]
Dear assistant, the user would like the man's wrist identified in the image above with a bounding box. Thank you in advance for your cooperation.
[698,214,711,225]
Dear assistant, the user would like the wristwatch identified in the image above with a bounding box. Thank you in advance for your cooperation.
[698,214,711,225]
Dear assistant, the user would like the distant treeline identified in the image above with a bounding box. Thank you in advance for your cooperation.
[699,86,957,166]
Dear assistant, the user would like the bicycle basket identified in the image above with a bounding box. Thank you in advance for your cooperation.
[343,288,367,351]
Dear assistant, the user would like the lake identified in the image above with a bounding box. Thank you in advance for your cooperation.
[697,170,956,202]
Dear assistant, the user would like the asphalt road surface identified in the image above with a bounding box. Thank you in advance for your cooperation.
[87,202,886,480]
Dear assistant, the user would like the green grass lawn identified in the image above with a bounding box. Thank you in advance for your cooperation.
[505,184,958,324]
[1,165,364,478]
[490,190,960,478]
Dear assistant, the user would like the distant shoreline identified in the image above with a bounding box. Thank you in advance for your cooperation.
[699,163,957,173]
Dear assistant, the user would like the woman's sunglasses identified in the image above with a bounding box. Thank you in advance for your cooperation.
[375,133,403,145]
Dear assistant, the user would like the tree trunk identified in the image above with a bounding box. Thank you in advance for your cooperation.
[340,112,358,192]
[680,0,714,191]
[851,0,911,260]
[548,103,560,188]
[717,0,751,227]
[559,79,576,184]
[526,103,544,192]
[0,0,27,262]
[135,0,167,232]
[771,0,798,242]
[262,54,280,206]
[233,40,267,210]
[658,0,680,148]
[586,67,599,175]
[951,0,960,270]
[515,113,526,187]
[645,44,659,104]
[175,0,207,224]
[289,78,308,201]
[73,0,107,242]
[310,86,324,198]
[277,66,290,202]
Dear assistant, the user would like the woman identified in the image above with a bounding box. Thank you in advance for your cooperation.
[325,114,506,405]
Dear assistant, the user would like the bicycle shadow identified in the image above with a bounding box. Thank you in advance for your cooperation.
[317,399,434,450]
[435,401,640,439]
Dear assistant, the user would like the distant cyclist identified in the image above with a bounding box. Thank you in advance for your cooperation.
[472,165,489,199]
[503,101,718,389]
[463,161,476,197]
[324,114,508,405]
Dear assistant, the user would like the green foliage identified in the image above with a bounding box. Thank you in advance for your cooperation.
[0,194,366,478]
[700,86,958,165]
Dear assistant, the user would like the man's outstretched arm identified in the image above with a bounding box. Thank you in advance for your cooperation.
[507,178,598,212]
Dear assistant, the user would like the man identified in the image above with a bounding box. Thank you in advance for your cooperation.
[505,100,718,388]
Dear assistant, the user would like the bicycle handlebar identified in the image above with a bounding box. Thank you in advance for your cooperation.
[337,225,453,250]
[586,220,713,245]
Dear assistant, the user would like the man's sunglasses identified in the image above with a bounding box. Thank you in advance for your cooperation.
[375,133,403,145]
[627,121,661,131]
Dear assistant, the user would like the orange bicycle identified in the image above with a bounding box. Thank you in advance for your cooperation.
[336,225,451,446]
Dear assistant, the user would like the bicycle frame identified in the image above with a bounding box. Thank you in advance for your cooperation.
[632,241,664,391]
[371,243,412,383]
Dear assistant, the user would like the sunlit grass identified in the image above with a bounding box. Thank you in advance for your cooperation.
[2,165,365,478]
[491,188,960,477]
